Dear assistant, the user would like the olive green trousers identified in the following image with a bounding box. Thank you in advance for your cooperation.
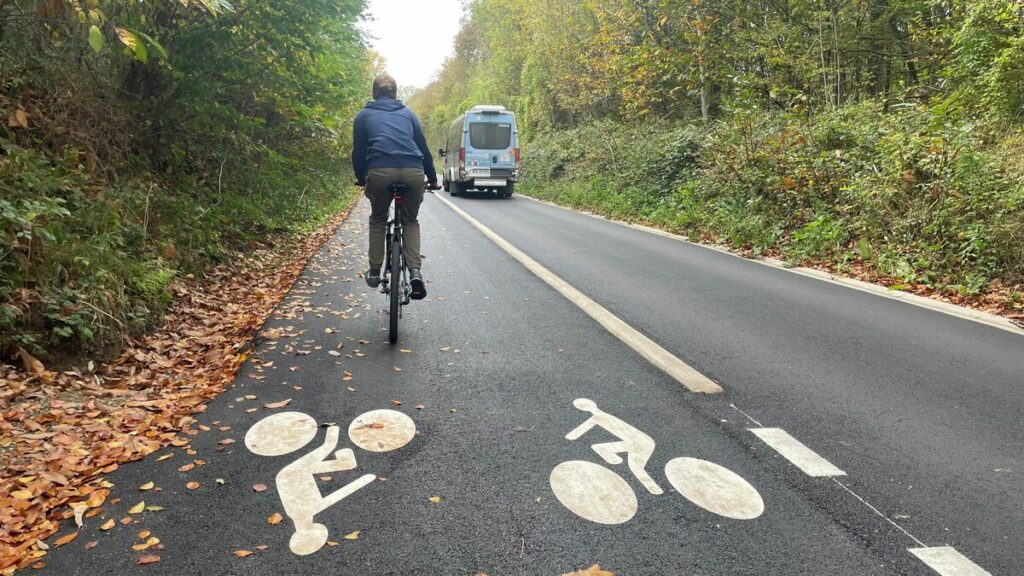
[365,167,425,270]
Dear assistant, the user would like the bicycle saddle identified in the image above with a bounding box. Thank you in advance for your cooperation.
[388,183,409,195]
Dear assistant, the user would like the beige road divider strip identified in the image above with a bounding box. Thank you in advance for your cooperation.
[435,193,722,394]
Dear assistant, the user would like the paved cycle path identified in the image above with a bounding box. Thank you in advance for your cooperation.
[40,196,932,575]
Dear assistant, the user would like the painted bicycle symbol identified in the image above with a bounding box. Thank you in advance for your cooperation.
[244,409,415,555]
[549,399,764,525]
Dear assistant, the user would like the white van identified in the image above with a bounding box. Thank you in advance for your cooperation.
[439,105,519,198]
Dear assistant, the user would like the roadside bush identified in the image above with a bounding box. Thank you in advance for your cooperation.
[520,102,1024,294]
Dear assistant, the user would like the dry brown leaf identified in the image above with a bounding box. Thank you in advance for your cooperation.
[85,540,98,550]
[53,531,78,547]
[17,347,45,375]
[233,550,253,558]
[156,453,173,462]
[267,512,284,525]
[186,481,200,490]
[263,399,291,409]
[177,463,195,473]
[137,554,160,565]
[252,484,268,493]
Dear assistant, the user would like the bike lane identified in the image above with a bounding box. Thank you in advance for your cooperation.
[36,197,898,575]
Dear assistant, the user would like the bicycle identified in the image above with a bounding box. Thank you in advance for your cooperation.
[381,182,411,344]
[549,398,765,525]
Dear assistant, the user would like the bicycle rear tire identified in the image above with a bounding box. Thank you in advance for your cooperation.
[388,239,401,344]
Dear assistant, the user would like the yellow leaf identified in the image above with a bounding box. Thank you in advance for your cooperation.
[233,550,253,558]
[139,481,154,491]
[99,519,115,531]
[138,530,151,539]
[267,512,283,525]
[344,530,360,540]
[428,496,441,504]
[128,501,145,514]
[12,489,33,500]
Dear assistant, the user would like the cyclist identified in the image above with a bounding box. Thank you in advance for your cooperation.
[352,73,440,299]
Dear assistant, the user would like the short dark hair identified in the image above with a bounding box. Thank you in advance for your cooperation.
[372,74,397,99]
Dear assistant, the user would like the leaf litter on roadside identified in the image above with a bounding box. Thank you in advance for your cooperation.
[0,203,359,573]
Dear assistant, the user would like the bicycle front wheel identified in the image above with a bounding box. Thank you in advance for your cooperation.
[388,238,401,344]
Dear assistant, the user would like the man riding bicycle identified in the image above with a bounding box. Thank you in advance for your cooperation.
[352,74,440,299]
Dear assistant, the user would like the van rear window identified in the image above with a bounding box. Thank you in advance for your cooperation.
[469,122,512,150]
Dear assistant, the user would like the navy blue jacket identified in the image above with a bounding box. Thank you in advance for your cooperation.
[351,97,437,186]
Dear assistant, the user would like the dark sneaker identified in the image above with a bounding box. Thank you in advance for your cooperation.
[409,269,427,300]
[365,269,381,288]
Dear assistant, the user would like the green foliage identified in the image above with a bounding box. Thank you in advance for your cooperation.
[1,0,372,357]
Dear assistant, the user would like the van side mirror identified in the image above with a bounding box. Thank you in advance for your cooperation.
[438,148,447,156]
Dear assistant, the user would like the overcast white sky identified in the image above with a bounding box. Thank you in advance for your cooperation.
[361,0,465,90]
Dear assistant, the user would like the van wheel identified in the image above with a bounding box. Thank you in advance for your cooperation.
[502,182,514,198]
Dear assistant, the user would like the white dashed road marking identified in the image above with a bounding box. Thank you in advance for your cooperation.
[749,428,846,477]
[435,193,721,393]
[909,546,994,576]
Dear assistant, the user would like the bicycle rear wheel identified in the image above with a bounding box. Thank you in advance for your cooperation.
[388,238,401,344]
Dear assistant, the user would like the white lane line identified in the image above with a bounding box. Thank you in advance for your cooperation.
[520,195,1024,338]
[435,193,722,393]
[749,428,846,477]
[909,546,993,576]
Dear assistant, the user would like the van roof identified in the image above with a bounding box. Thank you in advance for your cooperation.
[469,105,508,113]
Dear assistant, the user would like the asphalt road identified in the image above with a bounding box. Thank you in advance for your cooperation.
[38,191,1021,575]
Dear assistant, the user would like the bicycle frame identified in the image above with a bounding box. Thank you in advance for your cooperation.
[382,191,410,305]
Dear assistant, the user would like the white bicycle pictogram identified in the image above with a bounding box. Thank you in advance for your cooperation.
[549,398,765,525]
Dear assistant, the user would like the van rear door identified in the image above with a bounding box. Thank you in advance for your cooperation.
[464,112,516,185]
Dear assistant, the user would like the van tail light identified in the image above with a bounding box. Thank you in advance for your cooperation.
[514,147,521,171]
[459,147,465,172]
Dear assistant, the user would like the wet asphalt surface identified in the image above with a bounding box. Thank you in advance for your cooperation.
[37,192,1021,575]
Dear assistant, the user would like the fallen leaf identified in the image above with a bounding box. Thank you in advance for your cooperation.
[252,484,268,493]
[561,564,615,576]
[156,454,173,462]
[326,540,339,547]
[128,501,145,514]
[219,438,236,446]
[139,481,155,491]
[255,545,269,551]
[392,366,401,372]
[71,503,87,527]
[399,348,411,354]
[144,505,165,512]
[178,463,195,473]
[138,555,160,565]
[344,530,360,540]
[186,481,200,490]
[415,404,425,410]
[428,496,441,504]
[233,550,253,558]
[268,512,283,525]
[263,399,291,409]
[17,347,45,375]
[99,519,116,531]
[138,530,151,539]
[85,540,98,550]
[53,532,78,547]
